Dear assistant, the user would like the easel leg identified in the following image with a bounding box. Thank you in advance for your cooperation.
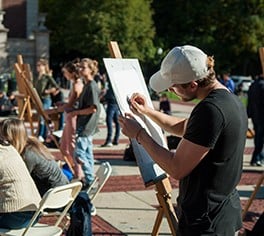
[152,178,178,236]
[152,206,164,236]
[242,172,264,220]
[49,133,75,175]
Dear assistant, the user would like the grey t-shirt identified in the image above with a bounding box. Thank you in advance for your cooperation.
[76,80,101,136]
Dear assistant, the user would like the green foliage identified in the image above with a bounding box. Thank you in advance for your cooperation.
[41,0,264,77]
[40,0,156,69]
[152,0,264,76]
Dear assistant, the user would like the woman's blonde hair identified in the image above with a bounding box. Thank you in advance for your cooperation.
[38,58,51,75]
[0,118,54,160]
[0,118,28,154]
[24,136,54,161]
[81,58,99,76]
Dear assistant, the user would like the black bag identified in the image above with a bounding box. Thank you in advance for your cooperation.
[66,192,92,236]
[123,144,136,161]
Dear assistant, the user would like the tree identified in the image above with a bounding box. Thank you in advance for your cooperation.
[152,0,264,75]
[40,0,156,76]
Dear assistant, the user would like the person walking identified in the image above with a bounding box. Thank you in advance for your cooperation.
[101,75,120,147]
[247,74,264,166]
[119,45,248,235]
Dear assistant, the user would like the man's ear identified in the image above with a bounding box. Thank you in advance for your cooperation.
[189,81,198,89]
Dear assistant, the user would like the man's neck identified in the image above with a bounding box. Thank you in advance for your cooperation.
[197,80,229,100]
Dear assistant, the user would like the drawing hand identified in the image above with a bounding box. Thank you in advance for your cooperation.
[130,93,148,115]
[118,113,142,139]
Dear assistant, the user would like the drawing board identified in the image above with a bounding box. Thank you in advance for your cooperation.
[103,58,168,186]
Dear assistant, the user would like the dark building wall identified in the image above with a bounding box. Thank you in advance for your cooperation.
[3,0,26,38]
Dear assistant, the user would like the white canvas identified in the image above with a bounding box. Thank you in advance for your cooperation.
[103,58,168,186]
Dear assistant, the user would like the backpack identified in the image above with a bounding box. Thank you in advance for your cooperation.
[123,144,136,161]
[66,191,92,236]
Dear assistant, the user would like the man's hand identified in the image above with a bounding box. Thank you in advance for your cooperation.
[128,93,149,116]
[118,113,142,139]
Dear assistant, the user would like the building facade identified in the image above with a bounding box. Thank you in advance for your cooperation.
[0,0,49,75]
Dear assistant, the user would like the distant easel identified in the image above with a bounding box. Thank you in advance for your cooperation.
[108,41,178,236]
[242,47,264,220]
[14,55,75,174]
[242,171,264,220]
[14,55,35,134]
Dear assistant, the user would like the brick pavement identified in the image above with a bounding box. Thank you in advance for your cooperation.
[23,99,264,235]
[91,148,263,235]
[46,134,263,235]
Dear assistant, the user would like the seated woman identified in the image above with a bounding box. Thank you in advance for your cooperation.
[0,134,41,229]
[0,118,69,196]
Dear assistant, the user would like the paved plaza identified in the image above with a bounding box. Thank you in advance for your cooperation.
[32,100,263,235]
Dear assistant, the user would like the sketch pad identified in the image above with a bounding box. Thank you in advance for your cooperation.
[103,58,168,186]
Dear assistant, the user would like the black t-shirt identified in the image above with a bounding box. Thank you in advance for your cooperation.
[177,89,248,234]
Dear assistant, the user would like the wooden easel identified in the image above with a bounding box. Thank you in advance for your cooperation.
[14,55,35,134]
[242,171,264,220]
[14,55,75,174]
[242,47,264,220]
[108,41,178,236]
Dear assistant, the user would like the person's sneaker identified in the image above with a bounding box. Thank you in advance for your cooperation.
[100,142,113,147]
[91,205,97,216]
[112,141,119,145]
[250,161,263,167]
[38,136,45,142]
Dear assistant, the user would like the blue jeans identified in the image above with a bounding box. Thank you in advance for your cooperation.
[74,135,94,185]
[38,97,52,139]
[105,103,120,144]
[0,211,35,229]
[58,112,65,130]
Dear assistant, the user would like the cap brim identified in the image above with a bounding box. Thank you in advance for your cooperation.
[149,71,172,93]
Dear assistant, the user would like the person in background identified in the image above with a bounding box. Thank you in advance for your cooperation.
[54,60,85,180]
[50,87,65,131]
[0,131,41,229]
[159,93,172,115]
[119,45,247,235]
[34,58,59,141]
[247,74,264,166]
[220,72,235,93]
[7,90,18,113]
[0,90,17,116]
[69,58,101,190]
[0,118,69,196]
[101,74,120,147]
[93,66,106,98]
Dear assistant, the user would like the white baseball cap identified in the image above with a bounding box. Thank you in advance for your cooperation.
[149,45,209,92]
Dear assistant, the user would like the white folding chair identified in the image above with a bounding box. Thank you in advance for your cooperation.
[0,181,82,236]
[87,161,112,202]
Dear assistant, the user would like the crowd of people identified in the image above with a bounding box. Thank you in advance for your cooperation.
[0,45,263,235]
[0,56,115,232]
